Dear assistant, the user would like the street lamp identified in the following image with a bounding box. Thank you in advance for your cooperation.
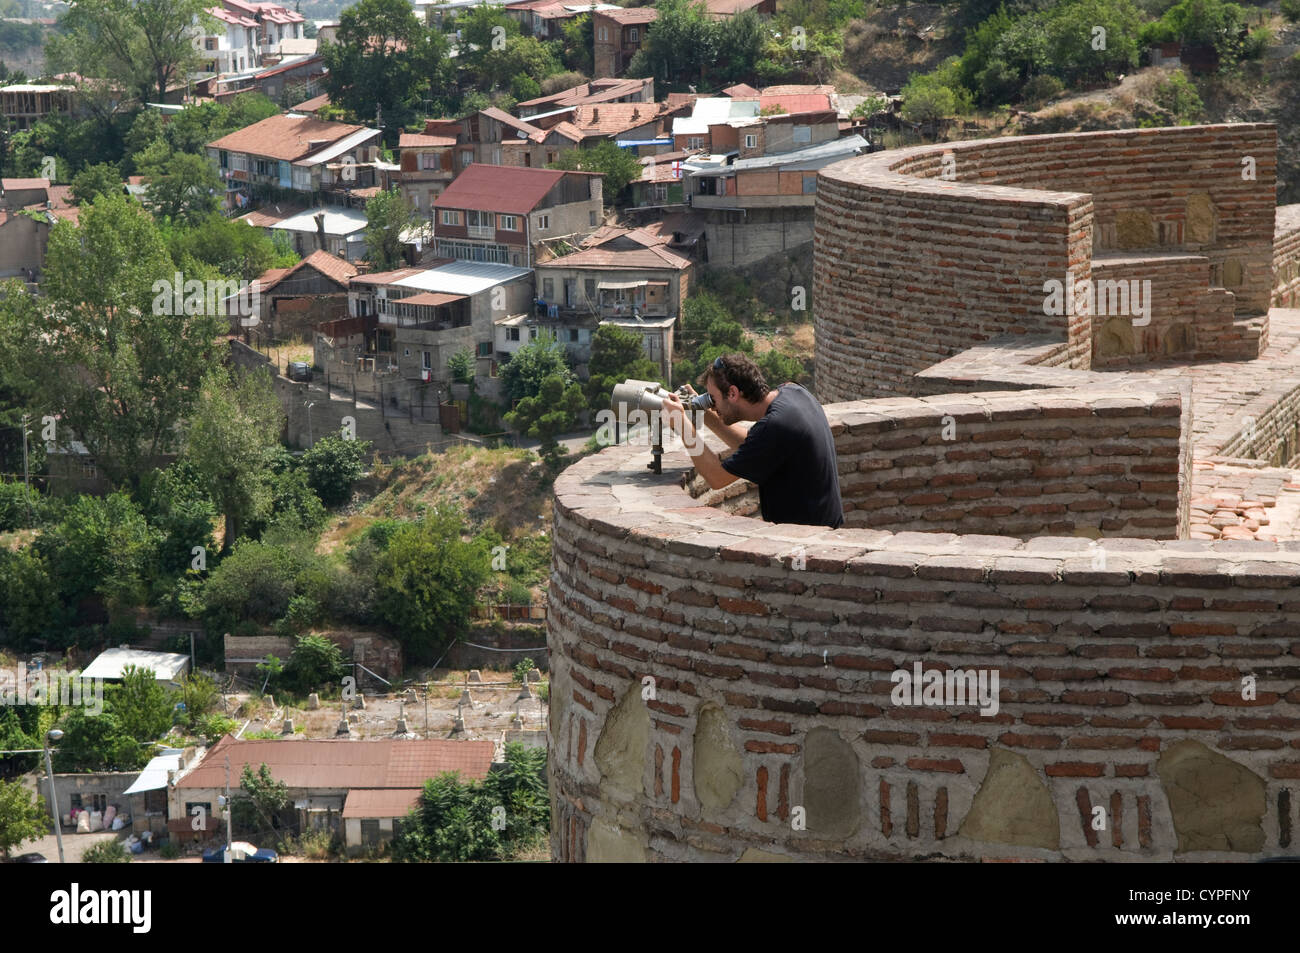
[306,401,315,447]
[43,729,65,864]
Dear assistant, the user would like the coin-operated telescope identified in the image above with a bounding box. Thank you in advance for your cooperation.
[609,379,710,474]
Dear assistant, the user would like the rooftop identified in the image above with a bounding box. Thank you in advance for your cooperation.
[433,164,594,215]
[81,648,189,683]
[176,736,496,790]
[207,114,376,163]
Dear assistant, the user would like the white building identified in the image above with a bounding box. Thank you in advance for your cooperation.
[195,0,307,75]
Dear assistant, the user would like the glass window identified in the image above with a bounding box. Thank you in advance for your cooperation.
[542,278,554,298]
[499,214,518,230]
[745,134,757,149]
[629,27,638,41]
[507,327,520,341]
[793,125,811,143]
[802,175,817,194]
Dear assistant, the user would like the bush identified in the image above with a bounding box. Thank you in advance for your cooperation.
[540,70,587,95]
[1153,70,1203,123]
[1285,0,1300,23]
[284,633,347,693]
[301,434,372,508]
[82,840,131,863]
[194,712,239,745]
[512,656,536,684]
[159,842,180,860]
[1021,74,1064,107]
[0,481,44,530]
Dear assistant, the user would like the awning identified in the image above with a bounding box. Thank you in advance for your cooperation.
[123,750,184,795]
[401,292,467,307]
[597,280,648,290]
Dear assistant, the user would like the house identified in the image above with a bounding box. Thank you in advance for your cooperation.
[252,249,360,337]
[683,133,868,265]
[0,83,76,131]
[335,257,533,400]
[505,0,620,39]
[0,177,76,280]
[516,76,654,119]
[171,736,497,853]
[261,205,370,261]
[211,53,327,105]
[207,113,383,208]
[432,164,603,268]
[415,0,507,29]
[671,97,760,152]
[42,748,202,839]
[454,107,547,169]
[81,647,191,687]
[532,228,689,379]
[397,120,460,218]
[629,149,696,208]
[292,91,332,115]
[701,0,776,16]
[592,6,657,78]
[194,0,307,75]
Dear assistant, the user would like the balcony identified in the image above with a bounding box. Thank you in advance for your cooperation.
[467,224,495,240]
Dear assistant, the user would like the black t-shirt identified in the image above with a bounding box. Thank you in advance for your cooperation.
[720,382,844,529]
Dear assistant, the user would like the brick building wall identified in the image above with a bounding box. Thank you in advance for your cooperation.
[547,402,1300,861]
[814,125,1277,401]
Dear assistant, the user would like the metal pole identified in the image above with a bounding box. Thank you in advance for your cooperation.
[224,756,232,862]
[43,738,65,864]
[21,412,30,522]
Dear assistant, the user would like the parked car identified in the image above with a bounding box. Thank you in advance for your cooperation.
[6,852,48,863]
[202,843,279,863]
[288,361,312,382]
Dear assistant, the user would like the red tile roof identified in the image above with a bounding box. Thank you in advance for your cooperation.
[260,249,359,291]
[571,102,662,136]
[2,178,49,191]
[517,77,652,111]
[721,83,760,99]
[238,204,309,227]
[434,164,594,215]
[598,6,657,23]
[399,131,457,149]
[704,0,769,14]
[341,788,423,819]
[350,265,429,287]
[292,92,331,112]
[177,736,496,790]
[208,114,372,162]
[538,242,691,270]
[758,93,832,114]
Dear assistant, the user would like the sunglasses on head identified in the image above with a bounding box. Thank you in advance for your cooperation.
[712,355,727,387]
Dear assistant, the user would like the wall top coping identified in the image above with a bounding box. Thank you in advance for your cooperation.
[555,386,1300,579]
[818,123,1277,205]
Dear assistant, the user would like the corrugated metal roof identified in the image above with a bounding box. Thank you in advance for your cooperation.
[81,648,190,682]
[727,134,868,171]
[394,259,532,295]
[433,164,586,215]
[123,750,184,795]
[177,737,495,790]
[270,205,368,235]
[341,788,422,819]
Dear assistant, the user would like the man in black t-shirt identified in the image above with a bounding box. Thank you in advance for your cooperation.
[661,353,844,529]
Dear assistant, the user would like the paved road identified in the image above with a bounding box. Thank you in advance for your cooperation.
[14,829,122,864]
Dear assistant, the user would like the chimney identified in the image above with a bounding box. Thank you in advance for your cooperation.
[314,212,325,249]
[591,107,599,122]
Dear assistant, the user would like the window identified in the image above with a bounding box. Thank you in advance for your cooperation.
[361,819,380,846]
[590,211,598,226]
[206,37,217,50]
[81,458,97,479]
[529,326,538,340]
[535,213,550,230]
[793,125,811,143]
[477,340,492,357]
[542,278,554,298]
[584,278,596,299]
[460,150,474,166]
[499,214,519,231]
[744,134,757,149]
[255,158,275,177]
[569,329,579,342]
[467,210,489,228]
[629,27,638,41]
[507,327,520,341]
[186,802,213,826]
[440,209,461,226]
[420,152,439,170]
[598,25,608,41]
[802,174,817,194]
[687,137,703,150]
[219,150,229,169]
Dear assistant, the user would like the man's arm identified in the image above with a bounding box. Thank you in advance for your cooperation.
[678,384,747,451]
[662,395,740,490]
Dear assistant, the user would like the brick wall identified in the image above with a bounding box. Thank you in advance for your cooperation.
[815,125,1277,401]
[548,398,1299,862]
[824,386,1189,539]
[1272,204,1300,308]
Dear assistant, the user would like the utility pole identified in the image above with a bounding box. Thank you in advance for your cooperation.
[20,412,30,523]
[224,756,233,863]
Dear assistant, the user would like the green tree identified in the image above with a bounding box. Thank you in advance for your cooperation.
[0,280,41,476]
[0,779,48,860]
[137,457,217,579]
[285,633,347,693]
[560,12,593,74]
[374,507,491,662]
[478,34,561,91]
[504,373,586,469]
[1140,0,1246,59]
[113,665,175,743]
[47,0,215,105]
[548,139,641,204]
[137,142,222,225]
[448,346,475,384]
[236,762,289,834]
[185,367,285,554]
[498,334,573,402]
[197,534,328,630]
[164,214,296,280]
[52,709,149,772]
[899,57,972,123]
[323,0,454,132]
[35,193,223,490]
[300,434,372,508]
[33,492,162,618]
[585,323,659,412]
[0,547,64,651]
[70,162,123,205]
[627,0,717,91]
[363,188,417,271]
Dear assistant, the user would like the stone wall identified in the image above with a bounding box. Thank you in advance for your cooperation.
[814,124,1277,401]
[1272,204,1300,308]
[547,400,1300,862]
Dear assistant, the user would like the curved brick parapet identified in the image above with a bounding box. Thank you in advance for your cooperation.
[548,389,1300,862]
[814,124,1278,400]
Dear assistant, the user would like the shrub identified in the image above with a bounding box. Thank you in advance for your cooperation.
[82,840,131,863]
[301,435,372,508]
[1285,0,1300,23]
[512,657,536,684]
[1021,74,1064,106]
[159,842,180,860]
[0,481,44,530]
